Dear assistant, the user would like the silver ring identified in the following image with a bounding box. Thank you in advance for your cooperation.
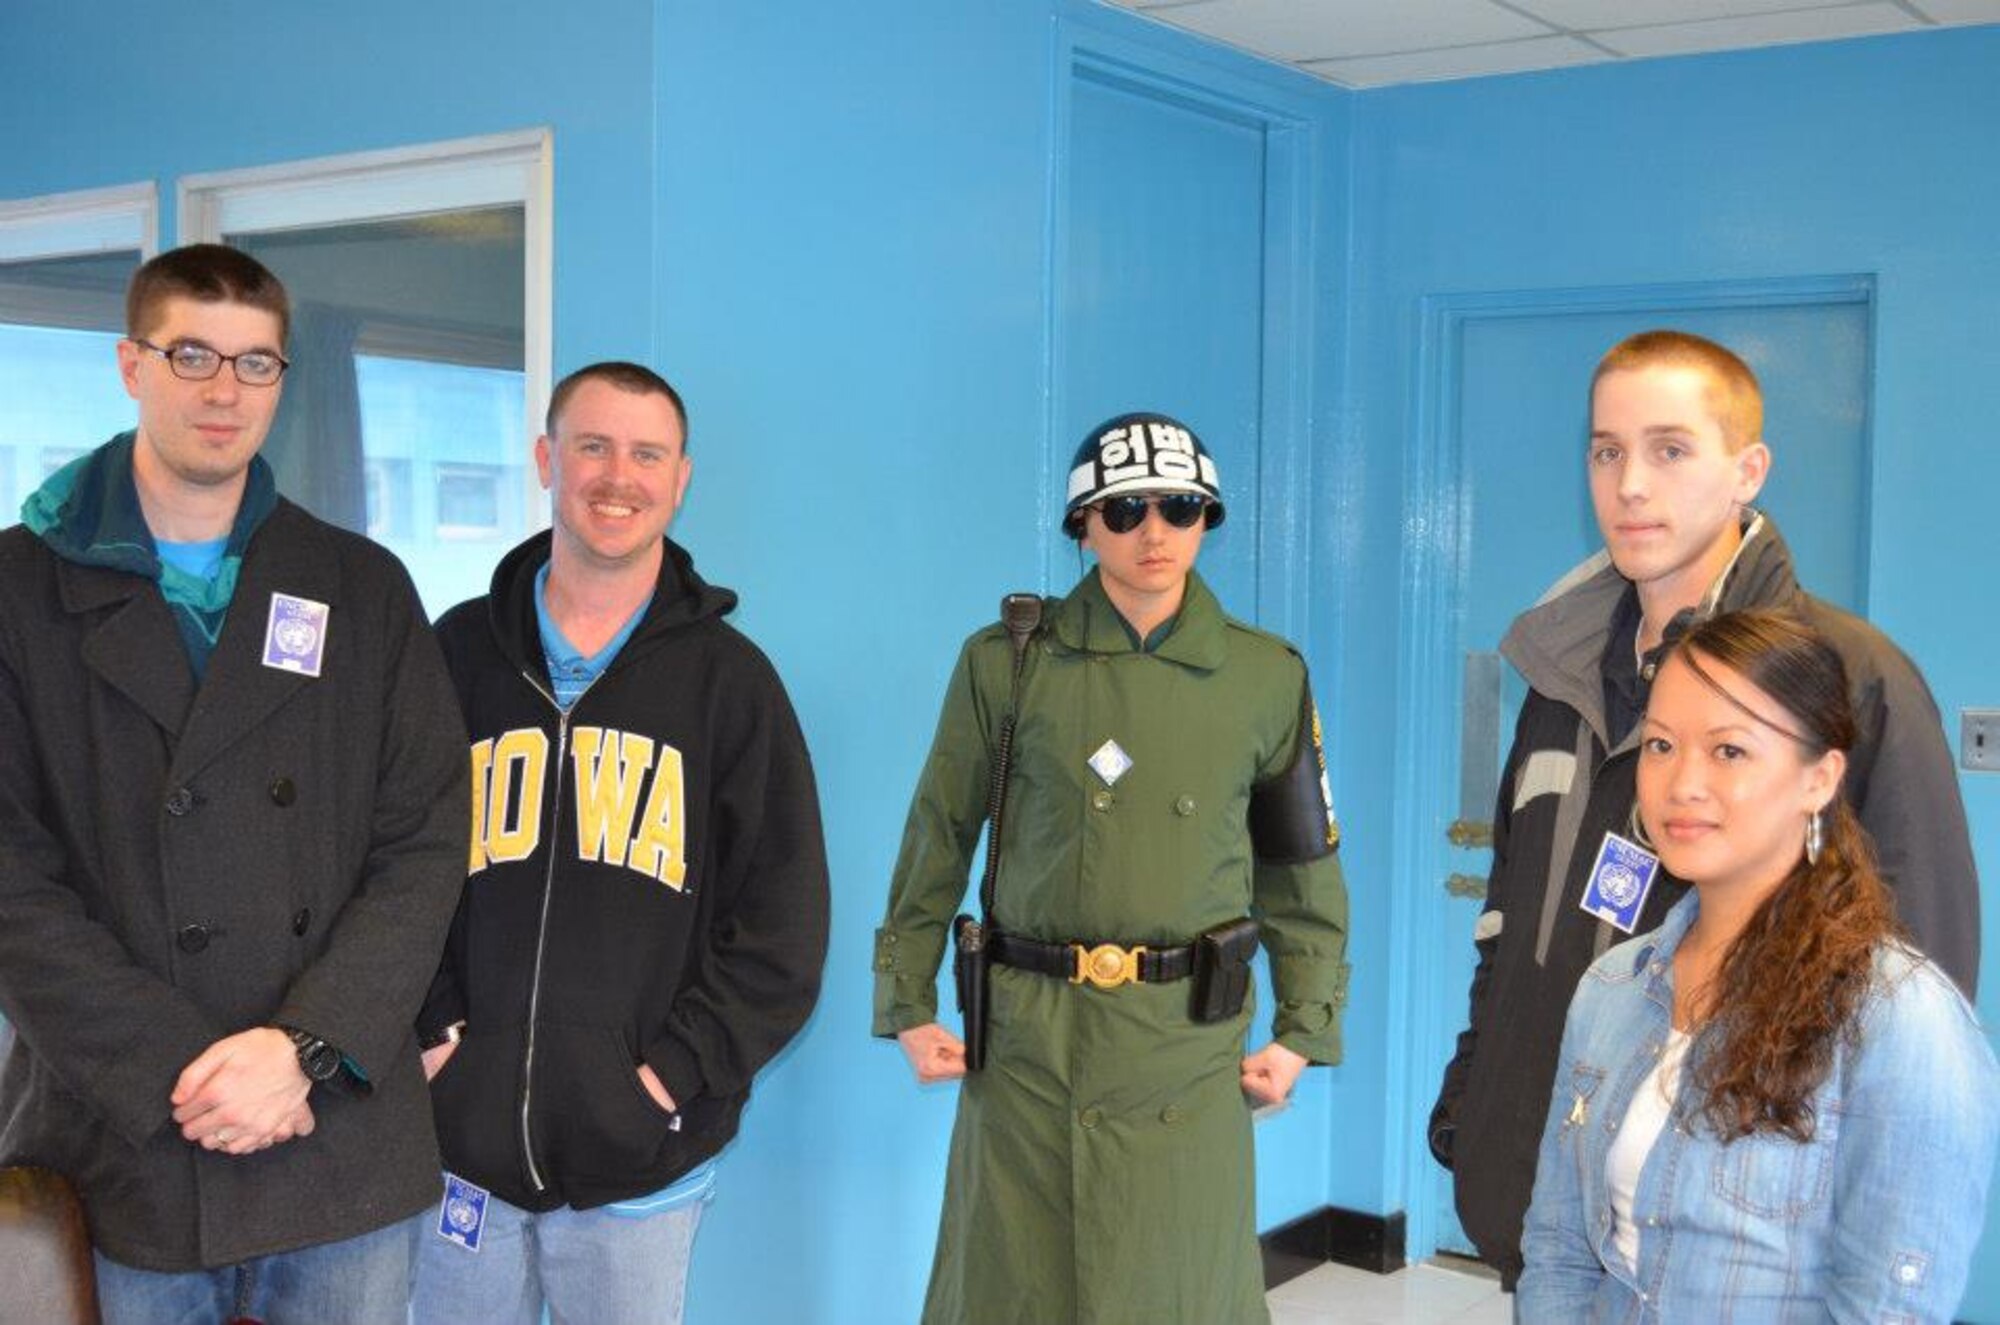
[215,1129,234,1145]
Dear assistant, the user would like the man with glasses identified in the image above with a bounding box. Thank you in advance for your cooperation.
[875,412,1351,1323]
[410,362,829,1325]
[0,244,468,1321]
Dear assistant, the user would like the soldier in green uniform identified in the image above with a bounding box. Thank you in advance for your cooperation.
[873,413,1352,1325]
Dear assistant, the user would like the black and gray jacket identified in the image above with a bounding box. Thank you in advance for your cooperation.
[420,531,830,1212]
[1429,512,1979,1284]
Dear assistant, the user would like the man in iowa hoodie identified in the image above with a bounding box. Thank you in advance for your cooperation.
[412,361,830,1325]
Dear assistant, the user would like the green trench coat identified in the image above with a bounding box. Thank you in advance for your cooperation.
[874,570,1351,1325]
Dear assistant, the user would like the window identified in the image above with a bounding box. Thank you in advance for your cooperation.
[436,464,506,538]
[0,184,155,529]
[180,132,551,614]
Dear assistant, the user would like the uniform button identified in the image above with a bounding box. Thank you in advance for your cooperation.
[883,933,898,945]
[875,957,895,971]
[1173,795,1196,817]
[1091,790,1114,812]
[1160,1105,1184,1125]
[269,777,297,807]
[176,923,210,954]
[1079,1106,1102,1129]
[292,908,312,936]
[164,787,196,817]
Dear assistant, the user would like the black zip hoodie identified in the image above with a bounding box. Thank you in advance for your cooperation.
[420,531,830,1211]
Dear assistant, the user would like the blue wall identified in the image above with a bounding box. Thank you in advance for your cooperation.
[7,2,2000,1319]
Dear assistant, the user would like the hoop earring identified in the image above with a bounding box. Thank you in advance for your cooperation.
[1805,809,1824,866]
[1626,802,1656,852]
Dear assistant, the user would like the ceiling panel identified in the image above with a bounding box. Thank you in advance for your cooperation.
[1309,35,1606,88]
[1909,0,2000,20]
[1139,0,1553,61]
[1512,0,1848,26]
[1102,0,2000,87]
[1597,3,1919,58]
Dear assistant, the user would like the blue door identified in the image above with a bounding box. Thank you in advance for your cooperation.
[1060,68,1270,622]
[1056,48,1322,1226]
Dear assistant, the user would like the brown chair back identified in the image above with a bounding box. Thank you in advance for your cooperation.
[0,1166,100,1324]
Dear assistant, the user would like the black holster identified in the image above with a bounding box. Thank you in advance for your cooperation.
[952,914,990,1071]
[1190,917,1260,1023]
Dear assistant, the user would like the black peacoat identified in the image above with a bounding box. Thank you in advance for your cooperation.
[0,499,469,1271]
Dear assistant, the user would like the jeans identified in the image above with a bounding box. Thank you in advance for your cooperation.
[411,1187,707,1325]
[94,1212,422,1325]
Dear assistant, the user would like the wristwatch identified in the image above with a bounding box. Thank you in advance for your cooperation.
[283,1027,343,1083]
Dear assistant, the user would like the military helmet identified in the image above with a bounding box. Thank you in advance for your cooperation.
[1061,412,1226,539]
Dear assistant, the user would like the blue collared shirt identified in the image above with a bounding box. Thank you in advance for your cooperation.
[1520,893,1999,1323]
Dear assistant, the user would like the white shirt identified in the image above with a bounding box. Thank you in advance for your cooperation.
[1607,1027,1691,1273]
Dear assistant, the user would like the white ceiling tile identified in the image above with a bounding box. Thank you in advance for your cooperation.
[1151,0,1554,62]
[1510,0,1846,29]
[1598,3,1919,58]
[1308,35,1607,87]
[1907,0,2000,23]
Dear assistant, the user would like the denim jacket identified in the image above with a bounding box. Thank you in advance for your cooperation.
[1519,894,1999,1323]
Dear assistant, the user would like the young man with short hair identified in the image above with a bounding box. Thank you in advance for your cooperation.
[413,362,829,1325]
[876,412,1351,1324]
[1429,330,1980,1289]
[0,244,469,1321]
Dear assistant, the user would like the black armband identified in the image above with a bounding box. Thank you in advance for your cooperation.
[1248,685,1339,864]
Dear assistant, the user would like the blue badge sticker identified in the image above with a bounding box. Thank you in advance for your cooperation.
[1579,831,1660,934]
[262,592,329,678]
[437,1171,489,1252]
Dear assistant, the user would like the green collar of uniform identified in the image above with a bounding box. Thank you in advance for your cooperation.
[22,430,278,614]
[1052,568,1227,670]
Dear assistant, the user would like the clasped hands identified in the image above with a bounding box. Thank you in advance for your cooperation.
[171,1027,314,1157]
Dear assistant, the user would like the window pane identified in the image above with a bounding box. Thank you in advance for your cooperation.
[0,250,140,528]
[231,208,533,617]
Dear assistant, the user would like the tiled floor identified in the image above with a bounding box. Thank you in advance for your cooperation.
[1267,1259,1511,1325]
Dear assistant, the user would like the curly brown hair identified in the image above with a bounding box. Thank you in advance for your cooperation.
[1666,610,1903,1143]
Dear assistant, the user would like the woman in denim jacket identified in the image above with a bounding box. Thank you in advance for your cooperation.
[1519,609,1999,1323]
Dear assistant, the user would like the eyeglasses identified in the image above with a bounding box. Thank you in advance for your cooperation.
[1093,493,1210,534]
[134,338,290,387]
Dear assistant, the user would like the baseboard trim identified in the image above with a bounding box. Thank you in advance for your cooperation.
[1260,1205,1407,1289]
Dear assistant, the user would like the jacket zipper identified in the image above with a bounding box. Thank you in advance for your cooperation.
[516,669,593,1195]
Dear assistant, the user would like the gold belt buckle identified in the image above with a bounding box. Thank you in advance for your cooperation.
[1071,942,1147,990]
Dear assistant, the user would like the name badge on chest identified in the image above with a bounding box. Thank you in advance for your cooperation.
[436,1171,489,1252]
[262,592,329,678]
[1578,831,1660,934]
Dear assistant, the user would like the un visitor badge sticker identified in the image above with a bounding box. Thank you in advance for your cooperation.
[1579,831,1660,934]
[437,1171,489,1252]
[262,592,329,678]
[1087,738,1133,787]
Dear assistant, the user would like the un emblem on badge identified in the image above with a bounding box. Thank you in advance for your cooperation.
[262,592,329,678]
[1579,831,1660,934]
[437,1171,489,1253]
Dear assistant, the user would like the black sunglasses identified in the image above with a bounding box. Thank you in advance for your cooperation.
[1095,493,1210,534]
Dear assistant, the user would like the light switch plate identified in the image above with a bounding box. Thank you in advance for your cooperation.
[1963,710,2000,773]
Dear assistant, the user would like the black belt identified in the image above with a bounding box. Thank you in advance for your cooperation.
[989,931,1195,990]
